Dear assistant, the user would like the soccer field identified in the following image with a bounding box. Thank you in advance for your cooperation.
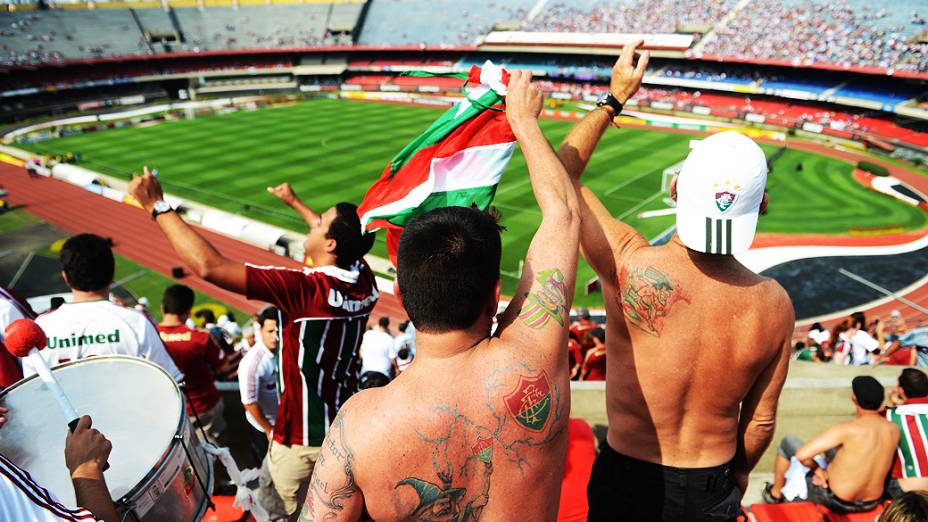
[22,98,927,305]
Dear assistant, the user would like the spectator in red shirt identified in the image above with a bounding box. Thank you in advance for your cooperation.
[130,172,377,520]
[570,307,597,344]
[157,284,226,446]
[582,328,607,381]
[568,333,583,380]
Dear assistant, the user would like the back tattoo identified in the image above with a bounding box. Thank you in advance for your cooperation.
[393,363,565,520]
[618,265,691,337]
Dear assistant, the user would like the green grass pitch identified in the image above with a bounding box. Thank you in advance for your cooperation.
[21,98,927,306]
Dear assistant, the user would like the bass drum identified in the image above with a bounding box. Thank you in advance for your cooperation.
[0,355,213,521]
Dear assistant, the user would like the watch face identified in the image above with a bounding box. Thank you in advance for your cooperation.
[154,201,171,213]
[597,92,610,105]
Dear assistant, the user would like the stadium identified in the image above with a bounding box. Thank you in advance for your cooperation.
[0,0,927,520]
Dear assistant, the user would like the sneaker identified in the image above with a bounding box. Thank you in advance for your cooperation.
[762,482,784,504]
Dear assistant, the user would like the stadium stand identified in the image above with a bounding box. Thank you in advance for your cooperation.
[700,0,928,73]
[357,0,535,46]
[0,3,363,64]
[523,0,735,40]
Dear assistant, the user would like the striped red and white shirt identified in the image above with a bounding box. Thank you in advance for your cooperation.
[0,453,98,521]
[887,397,928,479]
[246,261,378,447]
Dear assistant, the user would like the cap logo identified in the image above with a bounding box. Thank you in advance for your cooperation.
[715,191,737,213]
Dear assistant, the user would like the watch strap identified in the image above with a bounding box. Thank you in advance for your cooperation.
[602,92,624,115]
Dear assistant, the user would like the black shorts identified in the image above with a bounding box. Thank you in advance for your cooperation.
[587,443,741,522]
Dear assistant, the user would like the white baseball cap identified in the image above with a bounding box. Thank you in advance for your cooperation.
[675,131,768,255]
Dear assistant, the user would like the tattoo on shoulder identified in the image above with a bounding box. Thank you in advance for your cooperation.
[504,371,553,432]
[618,265,691,337]
[304,412,357,520]
[393,363,565,520]
[519,268,568,329]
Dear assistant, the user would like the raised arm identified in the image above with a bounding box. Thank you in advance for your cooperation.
[495,71,580,362]
[268,182,321,229]
[299,405,363,522]
[129,167,247,294]
[557,40,650,281]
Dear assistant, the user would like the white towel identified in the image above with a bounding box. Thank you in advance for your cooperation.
[781,455,829,501]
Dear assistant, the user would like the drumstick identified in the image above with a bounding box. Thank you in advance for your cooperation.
[4,319,109,470]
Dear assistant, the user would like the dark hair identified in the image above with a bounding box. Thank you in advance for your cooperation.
[162,284,195,315]
[398,347,411,359]
[851,311,866,329]
[195,309,216,324]
[257,306,279,328]
[396,207,502,333]
[590,328,606,344]
[810,322,823,332]
[378,316,390,329]
[359,371,390,389]
[882,491,928,522]
[60,234,114,291]
[852,376,885,411]
[326,203,375,269]
[793,341,806,351]
[49,297,65,310]
[399,320,410,333]
[900,369,928,399]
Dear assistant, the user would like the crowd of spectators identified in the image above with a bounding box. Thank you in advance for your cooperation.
[524,0,733,39]
[793,310,928,367]
[700,0,928,72]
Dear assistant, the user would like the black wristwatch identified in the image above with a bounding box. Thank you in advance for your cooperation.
[596,91,623,117]
[151,200,174,220]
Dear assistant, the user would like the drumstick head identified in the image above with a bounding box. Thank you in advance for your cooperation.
[4,318,47,357]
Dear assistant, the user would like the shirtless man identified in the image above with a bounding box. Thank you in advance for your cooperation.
[558,41,794,520]
[766,376,899,513]
[299,70,581,521]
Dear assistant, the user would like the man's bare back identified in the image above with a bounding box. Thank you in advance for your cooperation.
[300,71,582,522]
[812,415,899,501]
[604,237,793,468]
[322,341,569,520]
[557,47,793,518]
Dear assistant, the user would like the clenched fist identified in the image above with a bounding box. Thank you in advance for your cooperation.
[65,416,112,479]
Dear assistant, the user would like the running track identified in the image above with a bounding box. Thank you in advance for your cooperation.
[0,164,407,320]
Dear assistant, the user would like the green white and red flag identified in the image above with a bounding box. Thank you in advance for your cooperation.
[357,62,515,265]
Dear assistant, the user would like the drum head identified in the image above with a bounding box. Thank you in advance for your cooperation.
[0,356,182,506]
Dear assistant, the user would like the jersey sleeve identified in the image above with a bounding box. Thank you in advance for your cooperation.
[238,351,259,405]
[245,265,322,315]
[140,320,185,382]
[859,331,880,352]
[0,454,101,521]
[0,301,25,343]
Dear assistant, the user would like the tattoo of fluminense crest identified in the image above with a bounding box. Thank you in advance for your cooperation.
[504,371,553,432]
[394,363,565,520]
[519,268,568,329]
[618,265,691,337]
